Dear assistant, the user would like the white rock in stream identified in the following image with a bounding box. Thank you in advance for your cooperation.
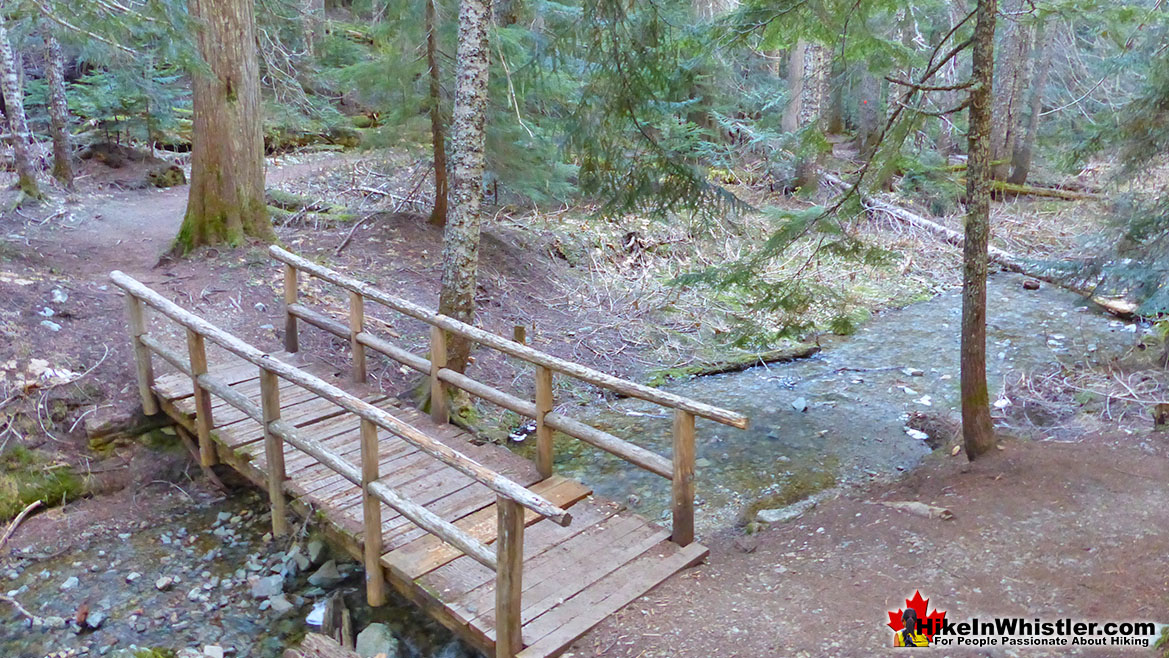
[59,576,79,591]
[356,623,400,658]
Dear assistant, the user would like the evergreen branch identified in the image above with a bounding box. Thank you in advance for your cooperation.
[885,76,975,92]
[30,0,136,54]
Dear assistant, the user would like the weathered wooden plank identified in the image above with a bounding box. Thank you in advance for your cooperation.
[456,514,656,628]
[515,541,709,658]
[386,477,590,581]
[473,521,668,636]
[420,499,622,611]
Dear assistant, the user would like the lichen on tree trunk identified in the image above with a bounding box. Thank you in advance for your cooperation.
[174,0,273,253]
[437,0,491,373]
[961,0,998,460]
[0,17,41,199]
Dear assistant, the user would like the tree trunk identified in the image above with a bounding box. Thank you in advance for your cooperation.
[437,0,491,373]
[0,17,41,199]
[304,0,325,53]
[426,0,449,227]
[780,40,807,134]
[856,72,880,157]
[175,0,273,253]
[44,32,73,188]
[791,42,828,191]
[962,0,998,460]
[989,0,1029,180]
[1007,22,1049,186]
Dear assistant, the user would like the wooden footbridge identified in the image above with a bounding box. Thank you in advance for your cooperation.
[111,246,748,658]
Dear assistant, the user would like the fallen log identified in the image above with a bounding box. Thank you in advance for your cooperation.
[859,192,1136,318]
[646,343,820,387]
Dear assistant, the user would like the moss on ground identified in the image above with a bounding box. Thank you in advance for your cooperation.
[0,445,84,520]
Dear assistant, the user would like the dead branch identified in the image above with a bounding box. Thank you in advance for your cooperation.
[0,500,43,553]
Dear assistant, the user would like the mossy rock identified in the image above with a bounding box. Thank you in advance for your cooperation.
[148,165,187,188]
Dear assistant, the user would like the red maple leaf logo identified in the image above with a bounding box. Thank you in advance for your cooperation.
[887,591,947,641]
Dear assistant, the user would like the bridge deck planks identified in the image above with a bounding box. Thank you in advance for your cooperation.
[151,348,706,658]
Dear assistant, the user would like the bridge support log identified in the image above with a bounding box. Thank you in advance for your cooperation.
[124,295,159,415]
[671,409,696,546]
[495,496,524,658]
[261,367,289,537]
[186,329,217,467]
[360,418,386,606]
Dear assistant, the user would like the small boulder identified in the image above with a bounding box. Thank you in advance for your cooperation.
[306,560,343,588]
[250,574,284,599]
[268,594,294,615]
[355,623,400,658]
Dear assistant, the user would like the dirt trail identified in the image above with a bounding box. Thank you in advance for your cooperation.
[577,437,1169,657]
[21,154,356,277]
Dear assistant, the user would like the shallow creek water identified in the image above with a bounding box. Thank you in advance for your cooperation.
[543,273,1141,532]
[0,489,478,658]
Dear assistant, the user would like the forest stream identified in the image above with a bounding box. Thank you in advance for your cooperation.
[0,273,1144,658]
[548,272,1145,532]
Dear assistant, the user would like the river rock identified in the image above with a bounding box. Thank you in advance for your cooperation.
[355,623,400,658]
[791,397,807,412]
[44,615,67,629]
[60,576,80,591]
[250,574,284,598]
[268,594,294,615]
[203,646,225,658]
[756,497,818,524]
[307,560,343,588]
[307,539,326,565]
[85,609,107,630]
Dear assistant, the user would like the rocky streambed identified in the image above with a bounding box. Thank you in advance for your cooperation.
[0,489,480,658]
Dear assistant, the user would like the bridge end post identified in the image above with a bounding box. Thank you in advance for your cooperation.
[495,496,524,658]
[360,418,386,606]
[124,294,159,416]
[260,368,289,537]
[185,329,217,467]
[671,409,696,547]
[283,264,299,353]
[429,326,449,424]
[535,366,554,478]
[349,291,367,384]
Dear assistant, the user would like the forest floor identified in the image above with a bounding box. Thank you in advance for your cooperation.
[1,149,1166,656]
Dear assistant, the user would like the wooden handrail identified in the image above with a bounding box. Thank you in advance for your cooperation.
[110,270,571,528]
[270,246,748,428]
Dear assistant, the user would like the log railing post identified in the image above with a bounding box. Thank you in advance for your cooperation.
[283,263,299,353]
[349,291,367,384]
[671,409,696,546]
[360,418,386,606]
[495,496,524,658]
[124,294,159,415]
[260,367,288,536]
[534,366,553,478]
[429,326,448,424]
[185,329,216,466]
